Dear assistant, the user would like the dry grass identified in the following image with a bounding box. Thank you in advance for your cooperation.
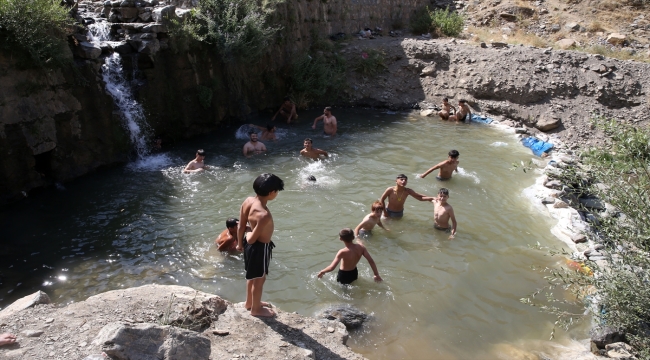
[586,20,606,33]
[578,44,650,62]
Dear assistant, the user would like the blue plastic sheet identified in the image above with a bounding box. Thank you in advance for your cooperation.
[521,137,554,157]
[470,114,493,124]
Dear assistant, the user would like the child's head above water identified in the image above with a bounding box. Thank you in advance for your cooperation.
[371,200,384,213]
[448,149,459,159]
[339,228,355,242]
[439,188,450,198]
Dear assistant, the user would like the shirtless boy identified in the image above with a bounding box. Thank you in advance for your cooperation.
[272,97,298,124]
[300,138,328,160]
[418,150,460,181]
[438,98,456,120]
[236,173,284,317]
[380,174,435,219]
[449,99,472,123]
[317,228,382,284]
[354,201,389,238]
[249,124,277,141]
[432,188,457,239]
[312,107,337,136]
[183,149,209,173]
[243,132,267,156]
[215,218,244,251]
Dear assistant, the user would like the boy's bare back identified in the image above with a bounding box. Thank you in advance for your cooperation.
[337,243,366,271]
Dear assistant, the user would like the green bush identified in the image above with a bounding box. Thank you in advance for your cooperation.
[521,119,650,357]
[0,0,74,68]
[182,0,280,62]
[197,85,213,109]
[351,48,387,77]
[289,52,346,108]
[409,6,464,37]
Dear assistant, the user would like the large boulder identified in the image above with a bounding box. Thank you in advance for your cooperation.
[127,33,160,54]
[579,197,606,210]
[75,41,102,59]
[152,5,176,23]
[92,322,211,360]
[320,305,368,329]
[0,291,51,319]
[607,33,626,45]
[555,38,576,50]
[591,326,625,349]
[535,117,561,132]
[605,342,635,359]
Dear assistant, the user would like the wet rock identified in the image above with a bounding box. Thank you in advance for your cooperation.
[138,11,152,22]
[542,197,555,205]
[320,305,368,329]
[75,41,102,59]
[579,197,605,210]
[571,233,587,243]
[0,291,50,319]
[605,342,635,359]
[107,41,133,54]
[21,329,44,337]
[535,117,561,132]
[591,327,625,350]
[420,109,435,116]
[545,180,562,189]
[555,38,576,50]
[127,34,160,54]
[515,127,527,134]
[152,5,176,23]
[92,322,211,360]
[607,33,626,45]
[142,23,166,33]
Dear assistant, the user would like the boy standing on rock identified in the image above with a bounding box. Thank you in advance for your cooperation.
[418,150,460,181]
[237,173,284,317]
[318,228,382,284]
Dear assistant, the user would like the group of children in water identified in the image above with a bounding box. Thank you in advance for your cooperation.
[195,102,462,317]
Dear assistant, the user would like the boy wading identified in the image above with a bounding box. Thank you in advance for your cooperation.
[237,173,284,317]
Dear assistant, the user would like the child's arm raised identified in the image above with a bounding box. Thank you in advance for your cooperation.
[318,251,343,278]
[418,160,444,178]
[362,248,383,282]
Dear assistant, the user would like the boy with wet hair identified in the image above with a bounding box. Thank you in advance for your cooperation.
[432,188,457,239]
[215,218,246,251]
[354,201,389,239]
[318,228,383,284]
[183,149,209,173]
[237,173,284,317]
[418,150,460,181]
[380,174,435,219]
[438,98,456,120]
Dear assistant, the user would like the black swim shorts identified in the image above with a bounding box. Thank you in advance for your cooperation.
[337,267,359,284]
[244,240,275,280]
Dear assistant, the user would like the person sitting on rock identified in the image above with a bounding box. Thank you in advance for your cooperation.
[0,333,17,346]
[317,228,382,284]
[183,149,209,173]
[249,124,277,141]
[438,98,456,120]
[449,99,472,123]
[272,97,298,124]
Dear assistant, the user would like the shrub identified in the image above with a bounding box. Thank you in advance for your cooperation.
[289,52,346,108]
[351,48,387,77]
[430,7,464,37]
[521,119,650,357]
[181,0,280,62]
[410,7,433,34]
[0,0,74,68]
[197,85,213,109]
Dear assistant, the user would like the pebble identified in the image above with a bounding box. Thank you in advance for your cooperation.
[45,318,54,324]
[327,327,335,333]
[212,329,230,336]
[21,329,44,337]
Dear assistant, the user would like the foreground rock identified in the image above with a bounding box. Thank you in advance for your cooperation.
[320,305,368,329]
[0,285,364,360]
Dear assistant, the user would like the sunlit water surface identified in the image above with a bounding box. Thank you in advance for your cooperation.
[0,109,586,359]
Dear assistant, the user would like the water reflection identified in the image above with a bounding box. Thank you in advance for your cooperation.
[0,109,585,358]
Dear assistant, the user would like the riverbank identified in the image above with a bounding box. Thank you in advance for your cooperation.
[0,285,362,359]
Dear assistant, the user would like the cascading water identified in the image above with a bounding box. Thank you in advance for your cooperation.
[101,53,152,158]
[90,21,152,158]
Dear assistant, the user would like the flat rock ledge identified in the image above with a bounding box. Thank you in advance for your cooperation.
[0,285,364,360]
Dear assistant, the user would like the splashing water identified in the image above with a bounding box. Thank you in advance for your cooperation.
[88,21,111,43]
[457,166,481,184]
[126,153,177,172]
[102,53,151,158]
[235,124,291,140]
[490,141,508,147]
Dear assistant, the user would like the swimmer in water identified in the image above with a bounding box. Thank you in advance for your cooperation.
[307,175,317,182]
[249,124,277,141]
[215,218,248,252]
[431,188,457,239]
[184,149,209,173]
[317,228,382,284]
[438,98,456,120]
[272,97,298,124]
[312,107,337,136]
[354,201,389,239]
[380,174,435,219]
[243,131,267,157]
[300,138,328,160]
[418,150,460,181]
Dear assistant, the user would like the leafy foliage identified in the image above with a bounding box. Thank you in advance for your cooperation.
[197,85,213,109]
[180,0,280,62]
[351,48,387,77]
[410,6,464,37]
[0,0,74,68]
[522,119,650,357]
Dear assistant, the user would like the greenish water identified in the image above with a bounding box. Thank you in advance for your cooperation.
[0,109,584,359]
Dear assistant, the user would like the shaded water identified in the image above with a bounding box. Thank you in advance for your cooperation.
[0,109,585,358]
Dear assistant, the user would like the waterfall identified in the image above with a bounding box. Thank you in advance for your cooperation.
[88,21,111,42]
[102,53,152,158]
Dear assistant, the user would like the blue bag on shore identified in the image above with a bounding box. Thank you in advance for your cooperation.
[521,137,554,157]
[470,114,493,124]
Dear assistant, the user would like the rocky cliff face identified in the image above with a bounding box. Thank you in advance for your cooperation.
[0,0,432,203]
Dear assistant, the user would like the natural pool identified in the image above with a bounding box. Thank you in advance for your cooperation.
[0,109,586,359]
